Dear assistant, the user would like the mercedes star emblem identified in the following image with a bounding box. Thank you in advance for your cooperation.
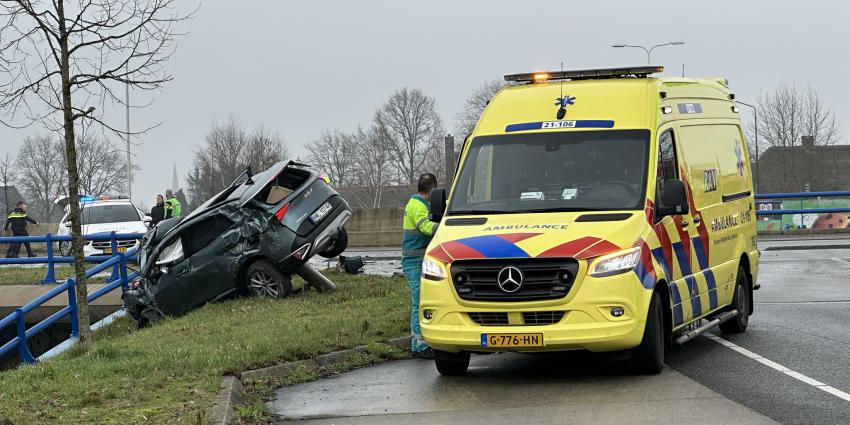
[497,266,524,293]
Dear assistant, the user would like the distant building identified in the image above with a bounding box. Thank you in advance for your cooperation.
[756,138,850,193]
[0,185,24,214]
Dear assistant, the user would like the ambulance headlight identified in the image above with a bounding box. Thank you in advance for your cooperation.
[589,247,641,277]
[422,257,447,281]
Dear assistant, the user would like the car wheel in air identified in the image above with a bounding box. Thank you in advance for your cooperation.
[720,266,750,334]
[631,291,664,374]
[434,349,470,376]
[59,241,71,257]
[245,259,292,299]
[317,228,348,259]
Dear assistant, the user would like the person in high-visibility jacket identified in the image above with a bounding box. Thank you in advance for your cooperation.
[402,173,440,358]
[4,201,37,258]
[164,189,182,219]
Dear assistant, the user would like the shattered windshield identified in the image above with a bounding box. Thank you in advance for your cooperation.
[448,130,649,215]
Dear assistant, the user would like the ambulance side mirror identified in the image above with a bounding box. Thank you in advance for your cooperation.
[429,189,447,222]
[658,179,689,217]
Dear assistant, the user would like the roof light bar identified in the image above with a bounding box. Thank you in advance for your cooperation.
[505,66,665,83]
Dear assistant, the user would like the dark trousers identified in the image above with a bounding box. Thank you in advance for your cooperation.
[5,231,33,258]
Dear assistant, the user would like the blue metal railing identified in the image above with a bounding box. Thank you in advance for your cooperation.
[0,232,144,283]
[755,191,850,216]
[0,246,139,364]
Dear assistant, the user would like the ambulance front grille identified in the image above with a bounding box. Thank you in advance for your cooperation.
[468,312,509,326]
[467,311,566,326]
[522,311,566,325]
[450,258,579,302]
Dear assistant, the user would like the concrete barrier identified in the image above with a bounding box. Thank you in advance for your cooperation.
[346,209,403,247]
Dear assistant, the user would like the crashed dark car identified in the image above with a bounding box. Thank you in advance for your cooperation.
[124,161,351,325]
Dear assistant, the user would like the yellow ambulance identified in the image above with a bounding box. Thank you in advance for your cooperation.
[421,66,759,375]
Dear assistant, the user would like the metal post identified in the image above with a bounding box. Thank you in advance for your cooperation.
[109,232,119,282]
[15,309,35,364]
[42,233,55,284]
[444,134,455,185]
[119,252,129,293]
[126,62,131,201]
[67,278,79,337]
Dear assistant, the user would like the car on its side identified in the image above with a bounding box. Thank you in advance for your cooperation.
[124,160,351,325]
[56,197,149,257]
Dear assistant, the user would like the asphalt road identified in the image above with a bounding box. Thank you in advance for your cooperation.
[666,241,850,425]
[272,240,850,424]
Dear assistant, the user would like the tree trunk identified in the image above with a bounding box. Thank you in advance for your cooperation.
[57,0,92,341]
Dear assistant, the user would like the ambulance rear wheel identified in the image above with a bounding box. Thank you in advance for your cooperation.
[434,350,470,376]
[631,291,664,374]
[720,266,750,334]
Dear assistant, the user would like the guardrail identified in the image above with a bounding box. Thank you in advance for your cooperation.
[755,191,850,216]
[0,246,139,364]
[0,232,144,283]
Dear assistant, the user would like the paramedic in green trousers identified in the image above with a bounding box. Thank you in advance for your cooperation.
[402,173,440,359]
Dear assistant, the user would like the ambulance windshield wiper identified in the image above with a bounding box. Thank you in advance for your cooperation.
[448,209,516,216]
[520,207,596,213]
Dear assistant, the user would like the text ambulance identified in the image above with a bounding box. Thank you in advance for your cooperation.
[420,66,759,375]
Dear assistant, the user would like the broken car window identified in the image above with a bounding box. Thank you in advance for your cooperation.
[156,238,184,266]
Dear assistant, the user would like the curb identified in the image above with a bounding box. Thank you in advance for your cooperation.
[209,336,411,424]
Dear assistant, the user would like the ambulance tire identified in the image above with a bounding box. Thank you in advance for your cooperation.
[434,350,470,376]
[720,266,750,334]
[631,291,664,374]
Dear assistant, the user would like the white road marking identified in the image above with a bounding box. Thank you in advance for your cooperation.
[831,258,850,266]
[705,333,850,402]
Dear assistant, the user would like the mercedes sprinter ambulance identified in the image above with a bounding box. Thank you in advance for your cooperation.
[420,66,759,375]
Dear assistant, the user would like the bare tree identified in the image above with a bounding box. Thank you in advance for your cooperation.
[305,129,356,187]
[0,0,192,340]
[0,152,17,214]
[186,118,288,205]
[751,83,841,191]
[352,125,394,208]
[454,78,505,137]
[66,132,130,196]
[374,88,444,188]
[16,134,65,221]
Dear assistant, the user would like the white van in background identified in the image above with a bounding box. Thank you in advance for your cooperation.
[56,197,150,257]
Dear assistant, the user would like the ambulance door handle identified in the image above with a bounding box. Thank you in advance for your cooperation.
[680,220,690,229]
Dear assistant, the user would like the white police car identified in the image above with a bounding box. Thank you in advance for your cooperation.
[56,196,149,257]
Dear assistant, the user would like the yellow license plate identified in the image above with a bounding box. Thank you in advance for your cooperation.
[102,247,128,255]
[481,333,544,348]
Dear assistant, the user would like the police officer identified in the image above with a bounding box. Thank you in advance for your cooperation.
[164,189,182,219]
[150,194,165,226]
[402,173,440,359]
[4,201,37,258]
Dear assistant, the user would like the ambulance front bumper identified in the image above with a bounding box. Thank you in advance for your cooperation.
[420,271,650,353]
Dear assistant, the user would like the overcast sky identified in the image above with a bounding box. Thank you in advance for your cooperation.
[1,0,848,209]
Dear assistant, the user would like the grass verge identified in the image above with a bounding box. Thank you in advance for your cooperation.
[0,271,408,424]
[0,265,111,286]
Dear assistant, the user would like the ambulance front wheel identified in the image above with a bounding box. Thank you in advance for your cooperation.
[434,349,470,376]
[720,266,750,334]
[631,291,664,374]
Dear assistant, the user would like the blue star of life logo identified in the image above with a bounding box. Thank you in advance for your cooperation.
[734,142,745,176]
[555,96,576,108]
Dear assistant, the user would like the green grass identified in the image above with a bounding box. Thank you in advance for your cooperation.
[0,271,409,425]
[0,265,110,286]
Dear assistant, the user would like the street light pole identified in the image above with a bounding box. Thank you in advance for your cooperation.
[736,100,759,193]
[611,41,685,64]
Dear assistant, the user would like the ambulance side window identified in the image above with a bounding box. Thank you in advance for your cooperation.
[656,130,678,202]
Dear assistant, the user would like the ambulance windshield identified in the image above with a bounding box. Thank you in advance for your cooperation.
[448,130,649,215]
